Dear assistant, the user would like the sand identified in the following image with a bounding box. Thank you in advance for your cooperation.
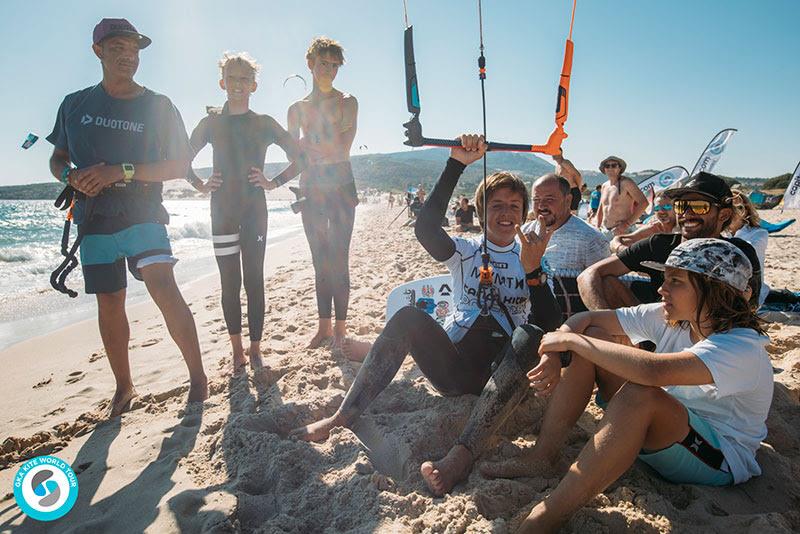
[1,205,799,533]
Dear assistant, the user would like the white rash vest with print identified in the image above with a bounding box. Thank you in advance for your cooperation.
[442,236,530,343]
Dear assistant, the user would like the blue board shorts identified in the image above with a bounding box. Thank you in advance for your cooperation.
[80,222,177,294]
[595,392,734,486]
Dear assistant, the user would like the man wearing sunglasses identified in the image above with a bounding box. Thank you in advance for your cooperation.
[595,155,648,239]
[578,172,761,310]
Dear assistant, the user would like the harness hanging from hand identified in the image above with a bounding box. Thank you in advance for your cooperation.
[50,186,93,298]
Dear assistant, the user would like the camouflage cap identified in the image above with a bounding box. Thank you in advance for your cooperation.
[641,238,752,293]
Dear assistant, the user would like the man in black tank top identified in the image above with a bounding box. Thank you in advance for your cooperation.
[188,52,303,372]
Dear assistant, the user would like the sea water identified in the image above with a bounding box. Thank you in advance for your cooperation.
[0,199,303,349]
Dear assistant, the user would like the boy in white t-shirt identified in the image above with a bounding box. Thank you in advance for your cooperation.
[480,238,773,533]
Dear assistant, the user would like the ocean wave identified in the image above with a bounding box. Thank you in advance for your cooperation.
[0,245,58,264]
[168,220,212,240]
[0,249,34,263]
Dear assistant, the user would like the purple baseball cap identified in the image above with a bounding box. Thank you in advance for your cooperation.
[93,18,151,49]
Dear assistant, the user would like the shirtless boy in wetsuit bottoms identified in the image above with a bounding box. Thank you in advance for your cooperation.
[595,155,647,239]
[288,37,358,352]
[187,52,303,372]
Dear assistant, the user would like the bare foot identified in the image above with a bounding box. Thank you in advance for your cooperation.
[340,338,373,362]
[420,445,473,496]
[307,331,333,349]
[232,345,247,373]
[289,414,343,442]
[188,376,209,404]
[517,504,563,534]
[246,343,264,371]
[109,387,138,418]
[479,449,561,479]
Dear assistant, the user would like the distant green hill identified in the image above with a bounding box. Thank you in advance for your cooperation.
[762,173,791,191]
[0,182,63,200]
[199,148,555,197]
[3,151,782,200]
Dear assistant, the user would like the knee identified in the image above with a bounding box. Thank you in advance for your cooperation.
[385,305,427,336]
[241,270,263,290]
[584,325,613,342]
[510,324,544,369]
[577,268,595,289]
[610,382,662,410]
[96,289,126,312]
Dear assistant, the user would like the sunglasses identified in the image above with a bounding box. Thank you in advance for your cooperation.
[652,204,673,212]
[603,162,620,169]
[673,199,718,215]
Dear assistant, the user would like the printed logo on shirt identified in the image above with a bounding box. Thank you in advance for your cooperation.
[80,114,145,133]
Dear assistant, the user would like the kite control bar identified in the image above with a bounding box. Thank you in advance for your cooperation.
[402,0,576,156]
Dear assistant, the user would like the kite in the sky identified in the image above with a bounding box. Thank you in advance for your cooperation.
[22,133,38,149]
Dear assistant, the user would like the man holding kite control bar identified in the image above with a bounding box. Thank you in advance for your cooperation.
[291,135,565,497]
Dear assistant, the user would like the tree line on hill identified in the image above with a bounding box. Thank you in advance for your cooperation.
[3,149,789,200]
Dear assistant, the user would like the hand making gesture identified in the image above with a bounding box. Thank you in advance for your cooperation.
[514,215,553,274]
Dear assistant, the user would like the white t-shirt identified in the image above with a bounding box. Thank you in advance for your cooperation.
[734,225,770,305]
[616,303,773,484]
[442,236,530,343]
[521,215,610,276]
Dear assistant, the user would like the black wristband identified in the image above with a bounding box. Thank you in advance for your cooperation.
[526,267,543,278]
[559,351,572,368]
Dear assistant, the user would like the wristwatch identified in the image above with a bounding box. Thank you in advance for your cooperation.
[121,163,135,183]
[526,267,548,287]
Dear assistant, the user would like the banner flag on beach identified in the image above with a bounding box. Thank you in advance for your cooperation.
[637,166,689,198]
[783,161,800,210]
[689,128,737,177]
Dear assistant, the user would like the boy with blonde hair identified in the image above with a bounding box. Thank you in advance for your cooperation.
[188,51,303,372]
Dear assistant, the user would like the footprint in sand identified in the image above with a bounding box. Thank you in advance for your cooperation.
[141,338,161,348]
[73,461,92,474]
[66,371,85,384]
[89,351,105,363]
[33,377,53,389]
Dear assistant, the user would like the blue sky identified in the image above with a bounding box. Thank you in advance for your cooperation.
[2,0,798,185]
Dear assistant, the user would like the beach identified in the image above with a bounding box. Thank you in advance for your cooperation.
[1,204,799,533]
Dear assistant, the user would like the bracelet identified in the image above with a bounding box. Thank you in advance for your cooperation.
[60,166,71,184]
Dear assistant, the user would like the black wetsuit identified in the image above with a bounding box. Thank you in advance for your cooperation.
[334,158,562,455]
[190,105,301,341]
[570,186,581,211]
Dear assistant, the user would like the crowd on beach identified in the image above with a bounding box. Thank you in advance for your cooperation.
[44,17,782,532]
